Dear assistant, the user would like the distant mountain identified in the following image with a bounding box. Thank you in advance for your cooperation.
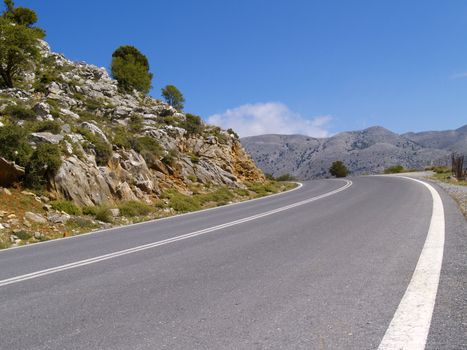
[241,125,465,179]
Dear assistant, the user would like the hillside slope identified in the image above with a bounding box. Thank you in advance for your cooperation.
[0,40,264,206]
[241,126,462,179]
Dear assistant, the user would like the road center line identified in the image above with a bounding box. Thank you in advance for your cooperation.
[378,176,445,350]
[0,180,352,288]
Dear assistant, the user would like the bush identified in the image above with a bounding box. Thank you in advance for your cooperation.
[180,114,203,135]
[226,128,239,139]
[111,45,153,94]
[14,230,32,240]
[129,114,144,133]
[275,173,297,181]
[79,129,112,166]
[28,120,61,134]
[95,206,113,223]
[168,193,201,212]
[384,165,405,174]
[162,149,178,165]
[118,200,153,217]
[50,200,81,215]
[24,143,62,189]
[112,126,131,149]
[0,123,32,166]
[329,161,348,178]
[2,104,35,120]
[131,136,163,166]
[198,187,234,206]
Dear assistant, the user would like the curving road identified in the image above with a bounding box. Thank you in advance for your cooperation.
[0,176,465,349]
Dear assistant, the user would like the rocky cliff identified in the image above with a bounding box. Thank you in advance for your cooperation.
[241,126,464,179]
[0,40,264,205]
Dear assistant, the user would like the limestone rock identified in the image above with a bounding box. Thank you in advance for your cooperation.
[0,157,25,186]
[24,212,47,224]
[30,132,64,145]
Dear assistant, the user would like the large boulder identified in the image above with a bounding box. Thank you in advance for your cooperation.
[0,157,25,186]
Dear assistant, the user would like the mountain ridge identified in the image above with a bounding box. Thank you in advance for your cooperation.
[242,125,466,179]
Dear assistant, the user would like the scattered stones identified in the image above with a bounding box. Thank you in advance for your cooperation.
[9,235,19,243]
[23,219,32,228]
[34,232,44,240]
[0,223,5,230]
[24,212,47,224]
[47,212,71,224]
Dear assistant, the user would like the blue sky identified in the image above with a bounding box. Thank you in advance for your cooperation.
[17,0,467,136]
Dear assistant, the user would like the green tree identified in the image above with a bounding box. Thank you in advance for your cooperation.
[161,85,185,110]
[180,114,203,135]
[329,160,348,178]
[111,45,153,94]
[0,15,42,88]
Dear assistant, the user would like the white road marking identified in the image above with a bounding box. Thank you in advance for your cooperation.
[0,180,352,287]
[378,176,445,350]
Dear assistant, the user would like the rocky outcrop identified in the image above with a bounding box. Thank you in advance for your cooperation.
[0,157,25,186]
[0,40,264,205]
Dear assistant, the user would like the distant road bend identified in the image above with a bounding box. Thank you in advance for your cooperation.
[0,176,465,349]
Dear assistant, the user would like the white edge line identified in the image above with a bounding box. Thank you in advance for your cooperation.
[0,180,352,287]
[0,181,308,254]
[377,175,445,350]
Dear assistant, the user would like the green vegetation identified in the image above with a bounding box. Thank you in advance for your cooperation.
[180,114,203,135]
[24,143,62,189]
[0,123,32,166]
[384,164,405,174]
[227,128,239,139]
[0,1,44,88]
[166,192,201,212]
[14,230,32,240]
[2,104,35,120]
[111,45,152,94]
[131,136,163,166]
[161,85,185,111]
[162,149,178,166]
[50,200,82,215]
[28,119,62,134]
[78,128,112,166]
[118,200,153,217]
[329,161,348,178]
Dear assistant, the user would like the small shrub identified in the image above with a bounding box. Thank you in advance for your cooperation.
[129,114,144,133]
[227,128,239,139]
[95,206,113,223]
[187,175,197,182]
[384,165,405,174]
[24,143,62,189]
[50,200,81,215]
[82,206,98,216]
[79,128,112,166]
[15,230,32,240]
[28,120,61,134]
[432,166,450,174]
[112,126,132,149]
[190,154,200,164]
[2,104,35,120]
[0,123,32,166]
[180,114,203,135]
[66,217,99,230]
[118,200,153,217]
[198,187,234,205]
[275,173,297,181]
[131,136,163,166]
[162,149,178,166]
[168,193,201,212]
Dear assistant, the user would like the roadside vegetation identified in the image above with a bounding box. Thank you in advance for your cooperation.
[426,165,467,186]
[329,161,348,178]
[0,181,297,249]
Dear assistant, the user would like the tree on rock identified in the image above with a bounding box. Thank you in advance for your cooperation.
[0,1,44,88]
[111,45,153,94]
[161,85,185,111]
[329,160,348,178]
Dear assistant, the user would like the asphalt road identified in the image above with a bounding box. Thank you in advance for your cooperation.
[0,176,465,349]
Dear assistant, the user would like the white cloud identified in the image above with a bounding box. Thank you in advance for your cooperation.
[207,102,332,138]
[450,72,467,79]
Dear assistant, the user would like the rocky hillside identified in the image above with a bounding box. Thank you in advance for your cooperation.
[241,126,464,179]
[0,40,264,206]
